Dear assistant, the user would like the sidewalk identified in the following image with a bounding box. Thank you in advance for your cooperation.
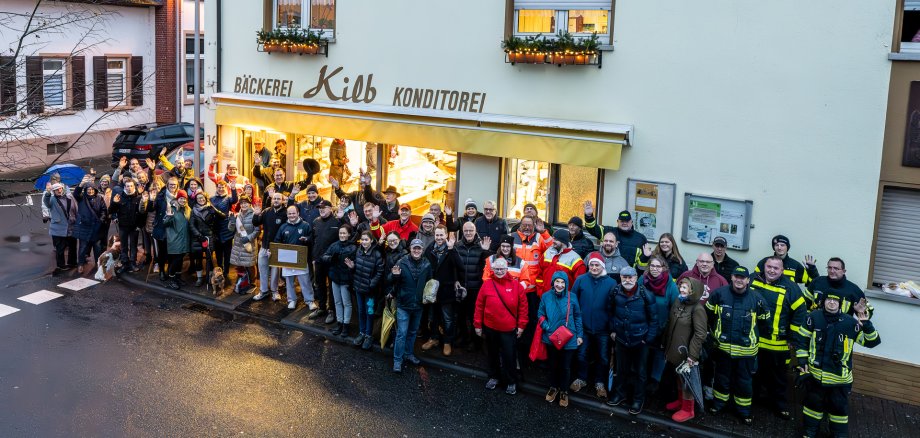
[120,270,920,437]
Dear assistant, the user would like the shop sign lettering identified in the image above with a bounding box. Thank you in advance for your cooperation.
[234,65,488,114]
[233,75,294,97]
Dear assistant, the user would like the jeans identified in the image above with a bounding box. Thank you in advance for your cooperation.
[118,227,138,267]
[78,238,102,266]
[257,248,280,292]
[484,327,517,385]
[648,343,667,383]
[52,235,78,268]
[284,272,315,303]
[576,331,610,385]
[355,293,375,336]
[613,342,650,404]
[331,281,353,324]
[548,347,577,390]
[394,307,422,365]
[428,302,457,345]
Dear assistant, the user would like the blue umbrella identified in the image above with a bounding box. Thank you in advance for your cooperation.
[34,164,86,190]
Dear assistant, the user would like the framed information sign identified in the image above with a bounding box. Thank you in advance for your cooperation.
[625,179,676,242]
[681,193,753,250]
[269,243,309,269]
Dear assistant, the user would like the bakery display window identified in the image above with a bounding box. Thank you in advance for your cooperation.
[503,158,550,221]
[385,145,457,215]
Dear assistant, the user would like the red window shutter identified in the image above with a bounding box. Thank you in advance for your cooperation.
[71,56,86,110]
[130,56,143,107]
[25,56,43,114]
[93,56,107,109]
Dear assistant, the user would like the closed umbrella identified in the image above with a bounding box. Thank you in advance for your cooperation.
[380,298,397,349]
[34,164,85,190]
[676,351,705,410]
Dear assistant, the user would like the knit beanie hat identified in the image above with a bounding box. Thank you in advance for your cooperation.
[772,234,791,249]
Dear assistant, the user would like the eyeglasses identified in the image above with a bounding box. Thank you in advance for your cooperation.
[697,260,713,265]
[483,208,495,211]
[648,264,664,269]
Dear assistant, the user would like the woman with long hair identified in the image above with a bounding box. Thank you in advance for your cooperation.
[351,230,384,350]
[189,191,226,287]
[642,255,679,394]
[640,233,688,279]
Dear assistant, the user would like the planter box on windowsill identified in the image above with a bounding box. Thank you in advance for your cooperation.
[257,40,329,58]
[505,50,601,68]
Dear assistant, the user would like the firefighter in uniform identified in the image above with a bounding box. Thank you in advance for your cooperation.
[795,293,879,438]
[750,256,807,420]
[705,266,771,425]
[804,257,874,317]
[755,234,819,286]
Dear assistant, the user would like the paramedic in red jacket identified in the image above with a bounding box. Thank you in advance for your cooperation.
[475,257,528,395]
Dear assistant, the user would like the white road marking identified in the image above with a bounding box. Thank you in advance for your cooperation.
[0,304,20,318]
[57,278,100,291]
[0,194,34,208]
[18,290,63,305]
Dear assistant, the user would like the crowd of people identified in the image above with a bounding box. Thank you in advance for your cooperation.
[40,147,881,437]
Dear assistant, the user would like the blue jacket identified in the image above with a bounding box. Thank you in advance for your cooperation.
[210,190,238,242]
[538,271,584,350]
[73,186,106,242]
[571,271,616,334]
[610,283,659,347]
[643,273,679,337]
[388,254,433,312]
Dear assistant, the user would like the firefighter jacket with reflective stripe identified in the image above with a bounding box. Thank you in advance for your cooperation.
[538,246,586,297]
[750,274,807,352]
[795,310,880,386]
[756,255,819,286]
[513,229,553,293]
[805,275,873,317]
[705,285,771,358]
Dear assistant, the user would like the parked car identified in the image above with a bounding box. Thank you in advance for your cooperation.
[111,122,204,168]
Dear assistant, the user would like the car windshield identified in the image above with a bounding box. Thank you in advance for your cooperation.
[116,133,141,143]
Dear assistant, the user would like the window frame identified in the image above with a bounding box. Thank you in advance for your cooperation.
[272,0,335,39]
[106,57,127,108]
[184,32,205,104]
[509,1,614,45]
[42,58,68,111]
[499,158,605,226]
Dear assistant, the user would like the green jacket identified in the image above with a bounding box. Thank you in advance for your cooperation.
[163,208,191,255]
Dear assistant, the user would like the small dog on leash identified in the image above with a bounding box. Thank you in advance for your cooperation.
[209,267,225,296]
[95,235,122,282]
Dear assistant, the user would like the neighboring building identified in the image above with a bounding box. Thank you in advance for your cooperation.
[0,0,204,173]
[203,1,917,402]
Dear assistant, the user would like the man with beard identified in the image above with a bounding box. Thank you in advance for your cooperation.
[594,231,631,284]
[310,199,342,323]
[474,200,507,253]
[583,201,646,268]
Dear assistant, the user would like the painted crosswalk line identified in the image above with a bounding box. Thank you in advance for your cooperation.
[57,278,100,291]
[0,304,20,318]
[18,290,63,305]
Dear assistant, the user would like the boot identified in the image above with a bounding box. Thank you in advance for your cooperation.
[195,271,205,287]
[666,384,684,411]
[331,322,343,336]
[339,323,350,338]
[671,398,695,423]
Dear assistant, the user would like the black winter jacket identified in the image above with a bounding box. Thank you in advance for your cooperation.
[610,284,659,347]
[312,214,342,259]
[189,205,226,253]
[570,230,595,260]
[111,192,145,230]
[455,236,489,294]
[353,243,384,296]
[425,243,465,303]
[323,240,357,285]
[252,205,288,250]
[388,254,432,311]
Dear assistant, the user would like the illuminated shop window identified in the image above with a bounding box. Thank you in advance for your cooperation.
[513,2,612,39]
[386,146,457,216]
[293,135,377,202]
[556,164,599,224]
[504,158,550,221]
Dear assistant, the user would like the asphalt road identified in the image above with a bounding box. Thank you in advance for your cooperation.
[0,188,665,437]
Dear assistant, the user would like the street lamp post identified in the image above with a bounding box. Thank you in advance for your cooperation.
[193,0,201,177]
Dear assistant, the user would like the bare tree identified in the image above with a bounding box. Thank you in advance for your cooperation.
[0,0,156,196]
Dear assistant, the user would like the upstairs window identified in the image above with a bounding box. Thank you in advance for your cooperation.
[513,1,612,40]
[273,0,335,36]
[185,34,205,100]
[42,59,66,110]
[106,58,126,107]
[901,1,920,53]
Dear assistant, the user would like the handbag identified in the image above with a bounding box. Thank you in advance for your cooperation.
[549,292,574,350]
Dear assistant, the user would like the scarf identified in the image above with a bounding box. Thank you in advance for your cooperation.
[56,194,78,225]
[432,242,447,265]
[193,203,209,220]
[643,271,669,297]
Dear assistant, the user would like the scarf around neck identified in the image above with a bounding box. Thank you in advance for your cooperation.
[643,272,669,296]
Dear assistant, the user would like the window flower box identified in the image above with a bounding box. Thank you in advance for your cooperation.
[257,28,328,57]
[503,31,601,68]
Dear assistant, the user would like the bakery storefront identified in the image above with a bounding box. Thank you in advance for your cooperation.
[211,82,631,222]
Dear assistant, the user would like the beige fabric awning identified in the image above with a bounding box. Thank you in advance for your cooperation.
[213,93,631,170]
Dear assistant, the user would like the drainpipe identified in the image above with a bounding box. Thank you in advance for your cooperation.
[176,0,182,122]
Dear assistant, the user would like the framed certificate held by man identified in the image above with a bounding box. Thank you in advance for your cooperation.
[269,243,309,269]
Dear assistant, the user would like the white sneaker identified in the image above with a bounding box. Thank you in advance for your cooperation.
[253,291,269,301]
[272,292,281,301]
[287,300,297,310]
[153,264,159,273]
[308,301,318,311]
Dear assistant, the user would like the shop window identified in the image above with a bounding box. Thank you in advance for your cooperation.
[503,158,550,221]
[184,34,205,100]
[556,164,600,225]
[512,1,612,40]
[385,146,456,216]
[872,187,920,287]
[273,0,335,36]
[293,135,377,201]
[900,1,920,53]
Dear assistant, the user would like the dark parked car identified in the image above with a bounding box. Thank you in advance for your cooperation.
[111,122,204,168]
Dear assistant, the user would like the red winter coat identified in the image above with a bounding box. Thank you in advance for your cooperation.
[538,247,586,297]
[475,275,528,332]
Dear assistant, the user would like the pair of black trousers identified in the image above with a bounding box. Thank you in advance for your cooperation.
[118,227,138,267]
[52,235,77,268]
[802,378,851,438]
[712,351,755,417]
[212,238,232,273]
[756,348,790,412]
[547,346,577,390]
[484,327,518,385]
[613,342,649,404]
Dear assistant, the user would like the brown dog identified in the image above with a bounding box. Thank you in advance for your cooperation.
[95,235,122,282]
[209,267,225,295]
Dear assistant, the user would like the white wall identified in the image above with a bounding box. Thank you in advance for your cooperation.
[457,154,502,212]
[180,0,207,124]
[0,1,157,171]
[211,0,892,288]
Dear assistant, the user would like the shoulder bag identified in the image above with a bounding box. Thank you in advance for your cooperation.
[549,293,574,350]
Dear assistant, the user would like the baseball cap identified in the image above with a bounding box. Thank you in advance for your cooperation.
[617,210,632,221]
[712,236,727,247]
[399,203,411,211]
[410,239,424,249]
[318,199,333,208]
[731,266,750,277]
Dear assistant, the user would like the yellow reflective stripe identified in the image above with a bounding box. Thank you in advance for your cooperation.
[803,406,824,420]
[810,368,854,385]
[795,349,808,358]
[758,342,789,351]
[790,296,805,310]
[713,390,730,401]
[860,330,879,342]
[718,342,758,356]
[790,324,801,334]
[734,396,752,406]
[829,414,848,424]
[584,217,597,228]
[797,326,812,337]
[842,338,852,366]
[706,301,716,311]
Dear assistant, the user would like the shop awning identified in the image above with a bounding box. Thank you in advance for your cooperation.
[212,93,632,170]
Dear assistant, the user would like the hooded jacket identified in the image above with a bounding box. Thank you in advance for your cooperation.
[353,242,384,296]
[475,274,528,332]
[538,271,584,350]
[570,269,616,334]
[610,281,659,347]
[664,278,708,364]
